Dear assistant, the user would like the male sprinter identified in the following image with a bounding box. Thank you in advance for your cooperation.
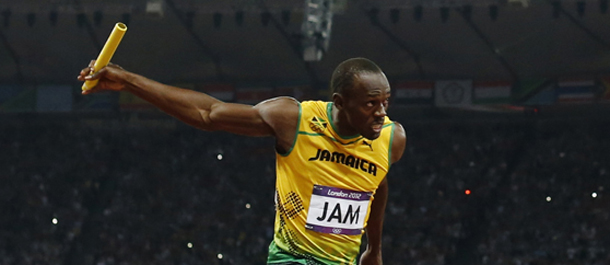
[78,57,406,265]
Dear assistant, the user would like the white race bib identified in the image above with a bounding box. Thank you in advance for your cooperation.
[305,185,372,235]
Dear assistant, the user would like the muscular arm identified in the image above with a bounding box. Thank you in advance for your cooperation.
[360,177,388,265]
[125,73,271,135]
[78,63,299,150]
[360,122,406,265]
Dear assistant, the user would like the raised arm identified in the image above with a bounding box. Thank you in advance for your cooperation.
[78,62,300,151]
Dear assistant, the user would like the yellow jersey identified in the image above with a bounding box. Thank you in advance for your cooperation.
[268,100,396,265]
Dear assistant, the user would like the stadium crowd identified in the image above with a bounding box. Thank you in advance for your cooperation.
[0,115,608,265]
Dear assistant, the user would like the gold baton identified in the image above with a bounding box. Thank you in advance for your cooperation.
[82,22,128,91]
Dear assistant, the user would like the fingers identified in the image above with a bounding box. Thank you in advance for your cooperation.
[78,60,127,93]
[77,66,93,81]
[87,67,107,80]
[77,60,98,80]
[107,62,124,70]
[77,60,125,80]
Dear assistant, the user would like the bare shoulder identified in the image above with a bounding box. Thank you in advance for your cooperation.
[254,96,300,121]
[256,96,300,107]
[391,121,407,164]
[254,97,300,152]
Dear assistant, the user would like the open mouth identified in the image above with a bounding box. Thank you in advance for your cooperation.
[372,123,383,132]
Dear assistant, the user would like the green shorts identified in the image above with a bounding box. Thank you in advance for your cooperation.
[267,240,314,265]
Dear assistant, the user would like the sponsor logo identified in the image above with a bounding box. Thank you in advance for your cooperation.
[362,140,373,151]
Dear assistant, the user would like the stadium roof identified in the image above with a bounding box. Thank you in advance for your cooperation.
[1,0,610,86]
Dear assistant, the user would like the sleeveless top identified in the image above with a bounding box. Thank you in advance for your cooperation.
[269,100,396,264]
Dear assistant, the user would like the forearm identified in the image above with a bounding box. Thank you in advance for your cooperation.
[123,71,222,130]
[365,178,388,252]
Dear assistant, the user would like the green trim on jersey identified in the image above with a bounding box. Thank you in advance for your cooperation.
[278,101,302,157]
[387,122,396,168]
[297,131,363,145]
[326,103,361,140]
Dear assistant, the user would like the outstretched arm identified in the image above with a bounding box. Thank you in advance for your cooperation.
[77,62,299,150]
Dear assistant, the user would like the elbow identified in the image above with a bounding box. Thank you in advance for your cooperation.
[197,109,217,131]
[195,103,221,131]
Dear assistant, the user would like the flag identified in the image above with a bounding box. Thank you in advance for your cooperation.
[235,87,274,104]
[473,81,512,104]
[514,79,549,102]
[555,79,596,103]
[434,80,472,107]
[393,81,433,105]
[36,85,73,112]
[522,83,555,105]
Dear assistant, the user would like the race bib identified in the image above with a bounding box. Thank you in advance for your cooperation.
[305,185,372,235]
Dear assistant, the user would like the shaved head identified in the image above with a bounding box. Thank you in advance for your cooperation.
[330,58,384,97]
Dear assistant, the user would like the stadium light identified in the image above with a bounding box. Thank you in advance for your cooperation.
[146,0,165,17]
[302,0,334,61]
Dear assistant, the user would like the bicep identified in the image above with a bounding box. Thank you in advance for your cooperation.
[206,102,273,136]
[205,97,299,139]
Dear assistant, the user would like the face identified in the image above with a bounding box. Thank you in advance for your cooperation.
[337,72,391,140]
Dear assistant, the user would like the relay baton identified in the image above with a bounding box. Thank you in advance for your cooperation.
[82,22,128,91]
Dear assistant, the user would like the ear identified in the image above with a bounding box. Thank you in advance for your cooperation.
[332,93,344,110]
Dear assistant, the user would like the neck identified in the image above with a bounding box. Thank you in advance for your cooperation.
[331,103,358,137]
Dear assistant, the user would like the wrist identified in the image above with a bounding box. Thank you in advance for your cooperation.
[123,71,142,92]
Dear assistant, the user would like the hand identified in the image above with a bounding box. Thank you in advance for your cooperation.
[77,60,130,94]
[359,248,382,265]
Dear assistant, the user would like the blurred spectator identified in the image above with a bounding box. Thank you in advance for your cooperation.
[0,116,608,265]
